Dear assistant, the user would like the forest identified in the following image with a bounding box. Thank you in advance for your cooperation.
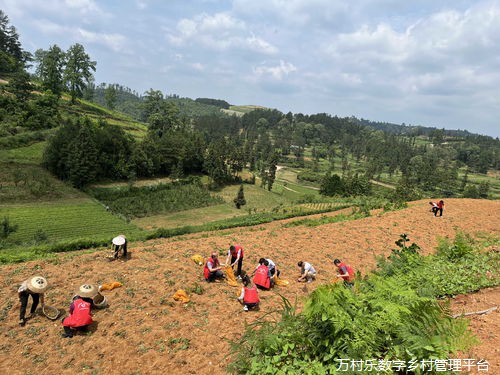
[1,9,498,203]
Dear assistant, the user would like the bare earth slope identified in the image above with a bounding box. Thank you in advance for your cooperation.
[0,198,498,374]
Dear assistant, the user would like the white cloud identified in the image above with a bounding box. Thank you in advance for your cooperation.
[254,60,297,80]
[64,0,100,14]
[190,62,205,71]
[167,12,276,54]
[76,29,127,52]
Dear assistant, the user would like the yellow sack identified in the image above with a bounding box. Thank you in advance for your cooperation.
[225,266,239,287]
[191,254,204,265]
[274,277,289,287]
[99,281,123,291]
[173,289,190,303]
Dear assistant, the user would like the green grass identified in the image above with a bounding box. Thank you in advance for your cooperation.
[0,141,46,164]
[0,198,143,247]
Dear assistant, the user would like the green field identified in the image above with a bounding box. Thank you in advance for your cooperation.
[0,198,143,247]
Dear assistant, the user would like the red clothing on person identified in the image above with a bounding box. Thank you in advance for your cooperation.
[204,257,220,280]
[230,244,244,259]
[63,298,93,327]
[243,286,260,304]
[337,263,355,282]
[253,264,271,289]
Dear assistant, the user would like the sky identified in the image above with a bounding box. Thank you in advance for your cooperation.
[2,0,500,137]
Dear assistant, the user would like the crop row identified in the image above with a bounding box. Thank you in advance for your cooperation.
[0,200,142,244]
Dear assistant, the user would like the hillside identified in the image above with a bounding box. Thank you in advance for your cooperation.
[0,199,498,374]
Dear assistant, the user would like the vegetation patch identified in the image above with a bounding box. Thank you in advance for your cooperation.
[88,178,224,219]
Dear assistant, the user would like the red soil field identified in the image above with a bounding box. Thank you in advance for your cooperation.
[0,198,498,374]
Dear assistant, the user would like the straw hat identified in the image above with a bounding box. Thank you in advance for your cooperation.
[112,235,126,246]
[77,284,98,298]
[93,293,108,309]
[27,276,48,293]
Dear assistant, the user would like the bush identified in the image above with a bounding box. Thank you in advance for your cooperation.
[0,216,18,239]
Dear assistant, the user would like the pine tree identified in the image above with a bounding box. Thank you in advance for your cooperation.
[233,184,246,209]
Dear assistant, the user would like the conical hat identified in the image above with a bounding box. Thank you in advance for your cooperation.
[77,284,98,298]
[27,276,48,293]
[112,235,126,246]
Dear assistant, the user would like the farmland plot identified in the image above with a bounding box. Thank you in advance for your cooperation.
[0,198,142,246]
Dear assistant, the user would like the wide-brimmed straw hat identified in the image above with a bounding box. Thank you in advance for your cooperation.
[77,284,98,298]
[27,276,48,293]
[112,235,126,246]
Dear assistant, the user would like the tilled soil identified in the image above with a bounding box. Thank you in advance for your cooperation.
[0,198,498,375]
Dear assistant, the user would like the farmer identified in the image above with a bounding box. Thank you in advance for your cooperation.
[61,284,96,338]
[18,276,48,326]
[297,261,317,283]
[237,275,260,311]
[226,244,244,279]
[334,259,355,287]
[112,234,127,259]
[204,252,225,282]
[436,200,444,217]
[253,259,271,290]
[265,258,280,286]
[429,201,438,215]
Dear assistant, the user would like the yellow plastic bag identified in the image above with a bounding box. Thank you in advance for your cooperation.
[274,277,289,287]
[191,254,204,265]
[173,289,190,303]
[225,266,238,287]
[99,281,123,291]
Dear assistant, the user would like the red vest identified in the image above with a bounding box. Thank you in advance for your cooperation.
[243,286,260,304]
[253,264,270,289]
[204,257,220,279]
[63,299,93,327]
[230,245,244,259]
[337,263,355,282]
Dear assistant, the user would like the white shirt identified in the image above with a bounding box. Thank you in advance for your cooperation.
[304,262,316,275]
[266,259,276,272]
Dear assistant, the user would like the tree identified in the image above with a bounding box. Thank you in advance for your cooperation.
[35,44,65,97]
[63,43,96,103]
[0,216,18,239]
[7,69,32,101]
[105,84,117,110]
[67,120,99,187]
[267,151,279,191]
[0,10,25,73]
[234,184,246,209]
[319,173,344,196]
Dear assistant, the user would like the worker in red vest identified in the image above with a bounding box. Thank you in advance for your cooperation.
[237,275,260,311]
[61,295,94,338]
[226,244,244,279]
[334,259,355,287]
[253,260,271,290]
[204,253,224,282]
[436,200,444,217]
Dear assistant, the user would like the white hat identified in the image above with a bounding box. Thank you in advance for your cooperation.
[112,235,126,246]
[27,276,48,293]
[77,284,98,298]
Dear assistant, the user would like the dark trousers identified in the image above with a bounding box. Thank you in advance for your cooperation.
[206,270,224,282]
[114,243,127,258]
[19,292,39,320]
[435,208,443,217]
[63,325,88,337]
[231,256,243,277]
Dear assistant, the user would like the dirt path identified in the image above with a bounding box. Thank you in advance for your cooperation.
[0,198,498,374]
